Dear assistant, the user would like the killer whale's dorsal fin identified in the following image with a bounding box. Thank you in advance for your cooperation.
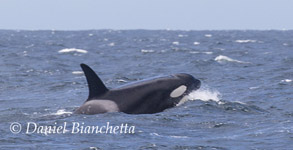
[80,64,108,100]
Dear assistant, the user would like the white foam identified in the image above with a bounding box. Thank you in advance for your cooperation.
[141,49,155,53]
[215,55,250,64]
[264,52,271,55]
[150,133,160,136]
[203,52,213,55]
[187,88,221,102]
[281,79,292,83]
[193,42,200,45]
[234,101,247,105]
[170,135,188,139]
[190,51,213,55]
[150,133,188,139]
[58,48,88,54]
[178,34,187,37]
[215,48,225,51]
[177,88,222,106]
[72,71,83,75]
[249,86,260,90]
[118,79,128,83]
[172,41,179,45]
[235,40,257,43]
[89,147,98,150]
[53,109,73,115]
[190,51,200,54]
[205,34,212,37]
[108,43,115,46]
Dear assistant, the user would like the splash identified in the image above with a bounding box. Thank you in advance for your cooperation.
[187,88,221,102]
[177,88,222,106]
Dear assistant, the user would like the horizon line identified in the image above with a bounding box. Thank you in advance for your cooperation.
[0,28,292,32]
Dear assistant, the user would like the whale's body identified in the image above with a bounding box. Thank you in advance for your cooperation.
[75,64,201,114]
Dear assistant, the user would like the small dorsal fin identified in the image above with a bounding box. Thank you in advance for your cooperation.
[80,64,108,100]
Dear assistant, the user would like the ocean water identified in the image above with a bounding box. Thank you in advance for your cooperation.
[0,30,293,150]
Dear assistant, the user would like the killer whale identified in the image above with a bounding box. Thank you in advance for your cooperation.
[75,64,201,114]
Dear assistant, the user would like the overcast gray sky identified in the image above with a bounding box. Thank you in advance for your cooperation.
[0,0,292,30]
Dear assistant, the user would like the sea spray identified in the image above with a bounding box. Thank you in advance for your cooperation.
[188,88,221,102]
[177,87,222,106]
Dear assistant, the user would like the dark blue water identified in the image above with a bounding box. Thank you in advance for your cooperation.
[0,30,293,149]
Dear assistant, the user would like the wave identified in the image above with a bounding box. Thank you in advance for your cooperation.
[281,79,292,83]
[52,109,73,116]
[72,71,83,75]
[235,40,257,43]
[178,34,188,38]
[205,34,212,37]
[150,132,189,139]
[172,41,179,45]
[141,49,155,53]
[177,86,268,114]
[190,51,213,55]
[215,55,250,64]
[193,42,200,45]
[108,42,115,46]
[177,87,267,114]
[58,48,88,54]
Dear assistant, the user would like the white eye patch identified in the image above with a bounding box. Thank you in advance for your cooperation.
[170,85,187,98]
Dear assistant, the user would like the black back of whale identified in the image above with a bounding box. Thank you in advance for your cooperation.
[77,64,200,114]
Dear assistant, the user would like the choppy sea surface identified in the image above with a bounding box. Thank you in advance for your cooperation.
[0,30,293,150]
